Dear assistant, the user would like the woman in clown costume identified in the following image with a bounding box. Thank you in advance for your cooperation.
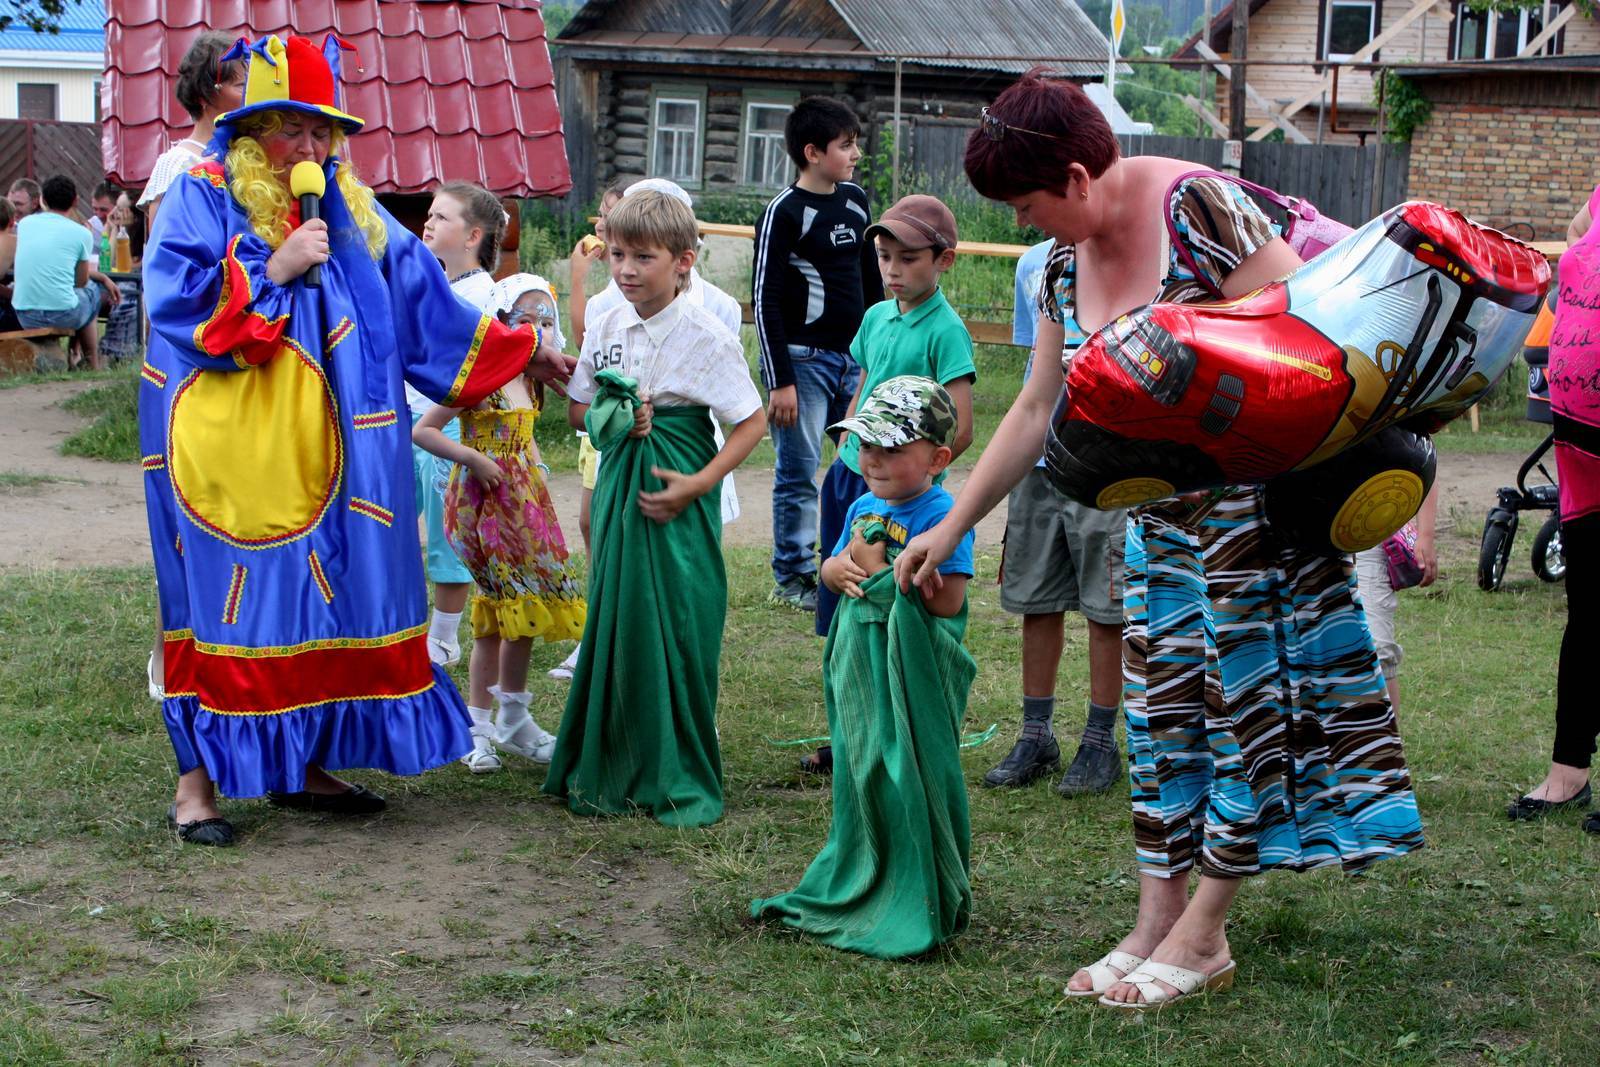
[141,34,572,846]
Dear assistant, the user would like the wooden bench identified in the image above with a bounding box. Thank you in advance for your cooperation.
[0,327,74,377]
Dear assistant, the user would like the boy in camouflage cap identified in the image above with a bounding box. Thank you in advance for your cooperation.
[821,375,972,608]
[752,373,977,957]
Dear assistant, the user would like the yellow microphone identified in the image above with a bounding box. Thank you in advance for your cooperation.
[289,161,327,288]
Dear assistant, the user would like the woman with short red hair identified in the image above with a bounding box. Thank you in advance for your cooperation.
[896,71,1424,1009]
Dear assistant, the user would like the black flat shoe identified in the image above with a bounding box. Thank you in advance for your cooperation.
[1056,741,1123,797]
[1584,811,1599,835]
[1506,782,1592,821]
[267,784,387,815]
[982,734,1061,788]
[166,804,235,847]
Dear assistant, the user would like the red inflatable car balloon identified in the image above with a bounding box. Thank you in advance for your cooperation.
[1045,201,1550,552]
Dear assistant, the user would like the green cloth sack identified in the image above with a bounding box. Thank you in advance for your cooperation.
[752,567,976,958]
[543,372,726,827]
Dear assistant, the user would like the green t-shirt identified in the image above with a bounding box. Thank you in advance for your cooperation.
[839,287,976,475]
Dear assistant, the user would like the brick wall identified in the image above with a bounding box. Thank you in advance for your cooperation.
[1406,103,1600,240]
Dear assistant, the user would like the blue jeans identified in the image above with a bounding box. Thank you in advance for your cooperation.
[17,285,98,332]
[771,344,860,585]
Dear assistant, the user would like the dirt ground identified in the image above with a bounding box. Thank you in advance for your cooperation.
[0,380,1528,572]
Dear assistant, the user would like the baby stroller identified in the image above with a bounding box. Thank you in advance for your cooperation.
[1479,290,1566,590]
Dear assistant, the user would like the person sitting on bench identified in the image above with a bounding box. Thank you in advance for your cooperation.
[12,176,119,369]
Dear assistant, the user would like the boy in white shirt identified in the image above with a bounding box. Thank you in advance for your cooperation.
[547,177,744,684]
[543,191,767,828]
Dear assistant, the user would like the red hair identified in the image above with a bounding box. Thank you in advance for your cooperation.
[964,70,1120,202]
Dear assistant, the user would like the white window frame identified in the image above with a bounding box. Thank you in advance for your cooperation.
[1325,0,1378,61]
[1456,5,1558,58]
[742,101,793,190]
[650,94,703,187]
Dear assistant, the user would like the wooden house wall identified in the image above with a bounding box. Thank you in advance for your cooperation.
[1218,0,1452,140]
[1221,0,1600,140]
[595,68,1003,198]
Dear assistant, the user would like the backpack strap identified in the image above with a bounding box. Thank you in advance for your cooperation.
[1162,169,1228,297]
[1161,168,1304,297]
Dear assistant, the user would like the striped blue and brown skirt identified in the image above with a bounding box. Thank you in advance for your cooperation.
[1122,489,1424,879]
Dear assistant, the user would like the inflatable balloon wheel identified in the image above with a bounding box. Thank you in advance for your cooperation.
[1264,426,1437,555]
[1044,418,1225,509]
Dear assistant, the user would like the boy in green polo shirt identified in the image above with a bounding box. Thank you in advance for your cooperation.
[801,193,976,775]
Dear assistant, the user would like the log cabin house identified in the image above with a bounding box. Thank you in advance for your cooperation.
[551,0,1133,209]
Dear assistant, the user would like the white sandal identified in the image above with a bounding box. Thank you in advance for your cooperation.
[147,651,165,701]
[1097,959,1236,1010]
[1064,950,1145,998]
[490,686,557,764]
[460,706,502,774]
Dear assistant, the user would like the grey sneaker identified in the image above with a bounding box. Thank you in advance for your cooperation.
[770,575,818,612]
[1056,742,1122,797]
[982,733,1061,788]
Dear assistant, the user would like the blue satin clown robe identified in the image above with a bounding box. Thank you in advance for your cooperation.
[139,157,536,797]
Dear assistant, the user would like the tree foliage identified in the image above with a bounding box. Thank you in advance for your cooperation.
[1379,70,1433,143]
[0,1,81,33]
[1073,1,1209,136]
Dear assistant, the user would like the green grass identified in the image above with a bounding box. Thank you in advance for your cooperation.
[58,371,140,463]
[0,531,1596,1063]
[0,368,123,392]
[0,471,62,493]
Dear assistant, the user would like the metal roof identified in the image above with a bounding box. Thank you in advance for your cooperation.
[831,0,1117,77]
[0,0,106,54]
[103,0,572,197]
[559,0,1123,78]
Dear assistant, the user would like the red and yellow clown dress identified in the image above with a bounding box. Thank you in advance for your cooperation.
[139,152,537,797]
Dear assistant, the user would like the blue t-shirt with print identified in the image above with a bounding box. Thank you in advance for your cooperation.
[1012,238,1054,356]
[1013,239,1054,468]
[831,484,975,577]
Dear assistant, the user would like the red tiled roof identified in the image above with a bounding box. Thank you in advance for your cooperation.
[103,0,572,198]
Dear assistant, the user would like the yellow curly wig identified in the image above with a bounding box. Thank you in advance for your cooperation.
[225,111,387,259]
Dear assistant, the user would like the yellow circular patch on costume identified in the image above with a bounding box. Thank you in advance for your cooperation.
[168,345,342,549]
[1097,477,1175,509]
[1328,470,1424,552]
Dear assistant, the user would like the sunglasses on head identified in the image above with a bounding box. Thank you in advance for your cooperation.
[979,107,1067,143]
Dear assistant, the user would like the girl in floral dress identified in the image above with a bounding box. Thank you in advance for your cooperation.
[413,278,586,771]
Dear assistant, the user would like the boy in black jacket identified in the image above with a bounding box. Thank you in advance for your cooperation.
[754,97,879,612]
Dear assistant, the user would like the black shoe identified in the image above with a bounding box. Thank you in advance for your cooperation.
[982,734,1061,788]
[1584,811,1599,835]
[770,575,819,613]
[800,745,833,776]
[1506,782,1592,821]
[1056,741,1122,797]
[267,784,388,815]
[166,804,235,847]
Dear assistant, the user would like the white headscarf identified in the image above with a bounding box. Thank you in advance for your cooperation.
[492,272,566,352]
[624,177,694,207]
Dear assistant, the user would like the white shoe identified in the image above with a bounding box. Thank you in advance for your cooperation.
[147,651,165,701]
[460,706,502,774]
[1097,959,1237,1010]
[491,686,557,763]
[548,645,580,681]
[460,735,502,774]
[427,636,461,667]
[1065,950,1145,998]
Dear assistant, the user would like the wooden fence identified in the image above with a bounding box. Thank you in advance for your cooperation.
[909,126,1412,227]
[0,120,104,200]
